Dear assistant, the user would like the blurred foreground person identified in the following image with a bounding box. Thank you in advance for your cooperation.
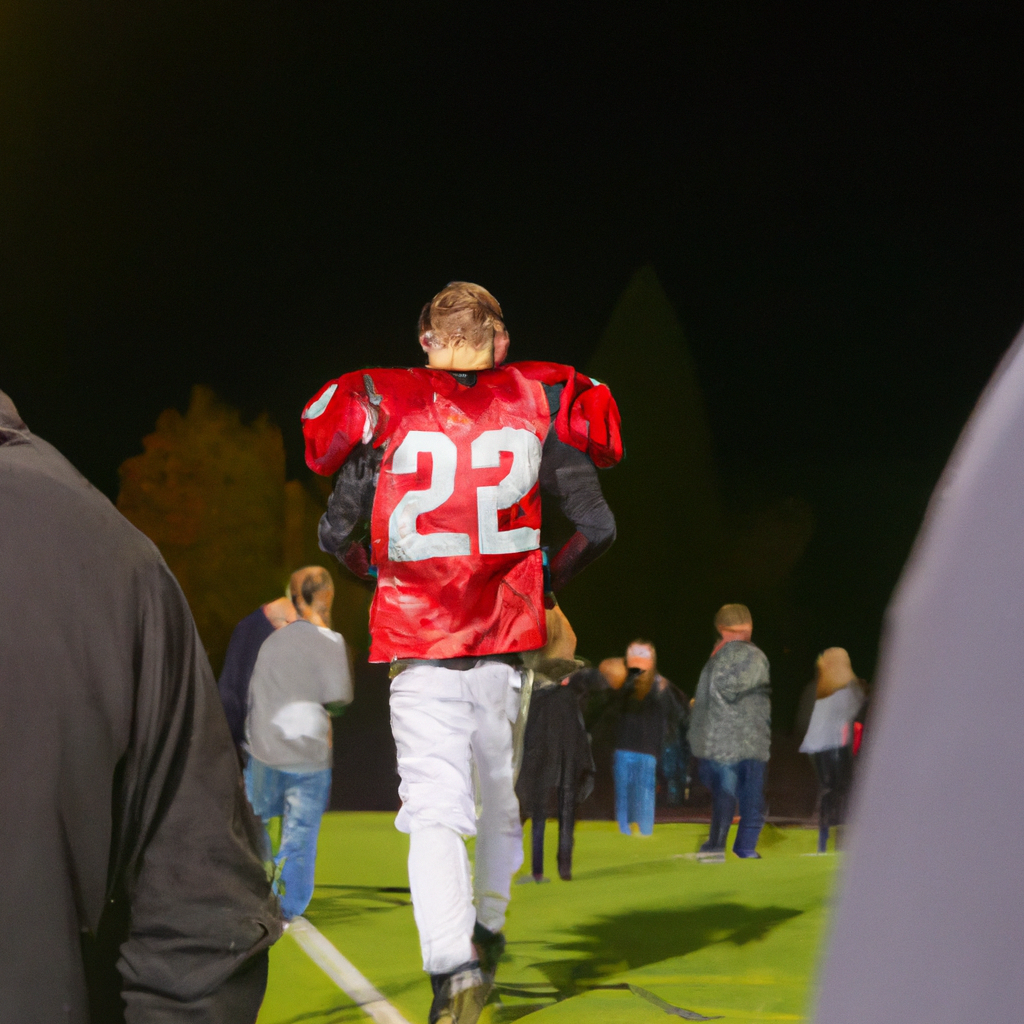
[600,641,670,837]
[302,282,621,1024]
[799,648,866,854]
[244,567,353,921]
[219,592,298,758]
[815,328,1024,1024]
[517,604,595,882]
[0,391,282,1024]
[688,604,770,862]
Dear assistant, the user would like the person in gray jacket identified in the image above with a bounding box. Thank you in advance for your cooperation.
[688,603,771,861]
[244,567,353,921]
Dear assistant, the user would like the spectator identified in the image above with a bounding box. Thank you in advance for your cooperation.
[800,648,866,854]
[219,593,298,757]
[0,389,282,1023]
[517,605,596,882]
[688,604,771,862]
[244,567,354,921]
[601,640,670,837]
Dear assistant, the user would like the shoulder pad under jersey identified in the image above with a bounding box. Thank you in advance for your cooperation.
[302,367,418,476]
[511,361,623,468]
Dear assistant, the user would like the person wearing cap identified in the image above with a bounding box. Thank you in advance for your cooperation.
[799,648,866,854]
[599,640,669,837]
[688,604,771,861]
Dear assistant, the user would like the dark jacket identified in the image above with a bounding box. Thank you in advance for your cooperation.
[516,674,596,813]
[0,391,282,1024]
[219,607,276,748]
[613,672,670,758]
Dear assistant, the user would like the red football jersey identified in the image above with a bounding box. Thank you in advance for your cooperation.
[305,366,550,661]
[302,361,623,663]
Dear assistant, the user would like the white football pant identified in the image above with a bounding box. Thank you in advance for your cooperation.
[390,661,524,974]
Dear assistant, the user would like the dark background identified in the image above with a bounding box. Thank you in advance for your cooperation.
[3,2,1023,730]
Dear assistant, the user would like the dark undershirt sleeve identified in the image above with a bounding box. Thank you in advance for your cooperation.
[539,426,617,593]
[318,443,381,578]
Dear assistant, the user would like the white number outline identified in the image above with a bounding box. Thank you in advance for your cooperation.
[387,431,471,562]
[386,427,542,562]
[471,427,543,555]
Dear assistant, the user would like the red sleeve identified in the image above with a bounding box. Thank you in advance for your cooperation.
[513,361,624,469]
[301,370,379,476]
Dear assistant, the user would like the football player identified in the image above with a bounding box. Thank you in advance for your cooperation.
[301,282,622,1024]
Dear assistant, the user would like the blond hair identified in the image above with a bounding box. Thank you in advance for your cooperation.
[816,647,856,698]
[714,603,752,630]
[418,281,505,353]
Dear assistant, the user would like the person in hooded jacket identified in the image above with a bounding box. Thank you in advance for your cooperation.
[688,603,771,861]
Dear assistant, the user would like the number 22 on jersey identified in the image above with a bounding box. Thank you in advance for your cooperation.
[387,427,543,562]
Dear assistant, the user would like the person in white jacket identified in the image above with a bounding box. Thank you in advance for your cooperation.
[799,648,865,853]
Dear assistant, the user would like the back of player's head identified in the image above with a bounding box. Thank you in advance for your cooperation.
[714,603,752,631]
[289,565,334,613]
[418,282,505,355]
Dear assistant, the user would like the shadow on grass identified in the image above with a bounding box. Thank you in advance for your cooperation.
[305,884,412,926]
[271,1006,362,1024]
[497,902,802,1010]
[568,855,694,883]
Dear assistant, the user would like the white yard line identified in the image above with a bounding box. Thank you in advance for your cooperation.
[287,916,414,1024]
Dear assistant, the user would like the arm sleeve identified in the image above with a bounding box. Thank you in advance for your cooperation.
[326,635,354,706]
[540,429,617,592]
[113,564,282,1023]
[317,443,381,577]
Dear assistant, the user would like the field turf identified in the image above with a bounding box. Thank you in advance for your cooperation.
[257,813,839,1024]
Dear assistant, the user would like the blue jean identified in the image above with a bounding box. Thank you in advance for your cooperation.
[661,740,691,806]
[613,749,657,836]
[698,758,766,854]
[244,757,332,919]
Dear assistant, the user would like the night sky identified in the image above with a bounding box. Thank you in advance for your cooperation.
[3,3,1023,706]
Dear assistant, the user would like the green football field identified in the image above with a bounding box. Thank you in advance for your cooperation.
[256,813,839,1024]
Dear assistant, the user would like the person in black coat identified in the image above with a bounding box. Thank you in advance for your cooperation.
[515,658,596,882]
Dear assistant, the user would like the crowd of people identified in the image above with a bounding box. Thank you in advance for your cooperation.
[2,281,869,1024]
[513,601,868,873]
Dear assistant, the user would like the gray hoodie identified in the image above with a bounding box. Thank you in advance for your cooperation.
[688,640,771,763]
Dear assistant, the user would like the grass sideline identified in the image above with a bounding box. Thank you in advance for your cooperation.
[257,813,838,1024]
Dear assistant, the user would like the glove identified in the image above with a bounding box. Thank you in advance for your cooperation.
[342,541,376,583]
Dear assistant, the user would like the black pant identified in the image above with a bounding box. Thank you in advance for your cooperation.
[810,747,853,849]
[530,785,577,879]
